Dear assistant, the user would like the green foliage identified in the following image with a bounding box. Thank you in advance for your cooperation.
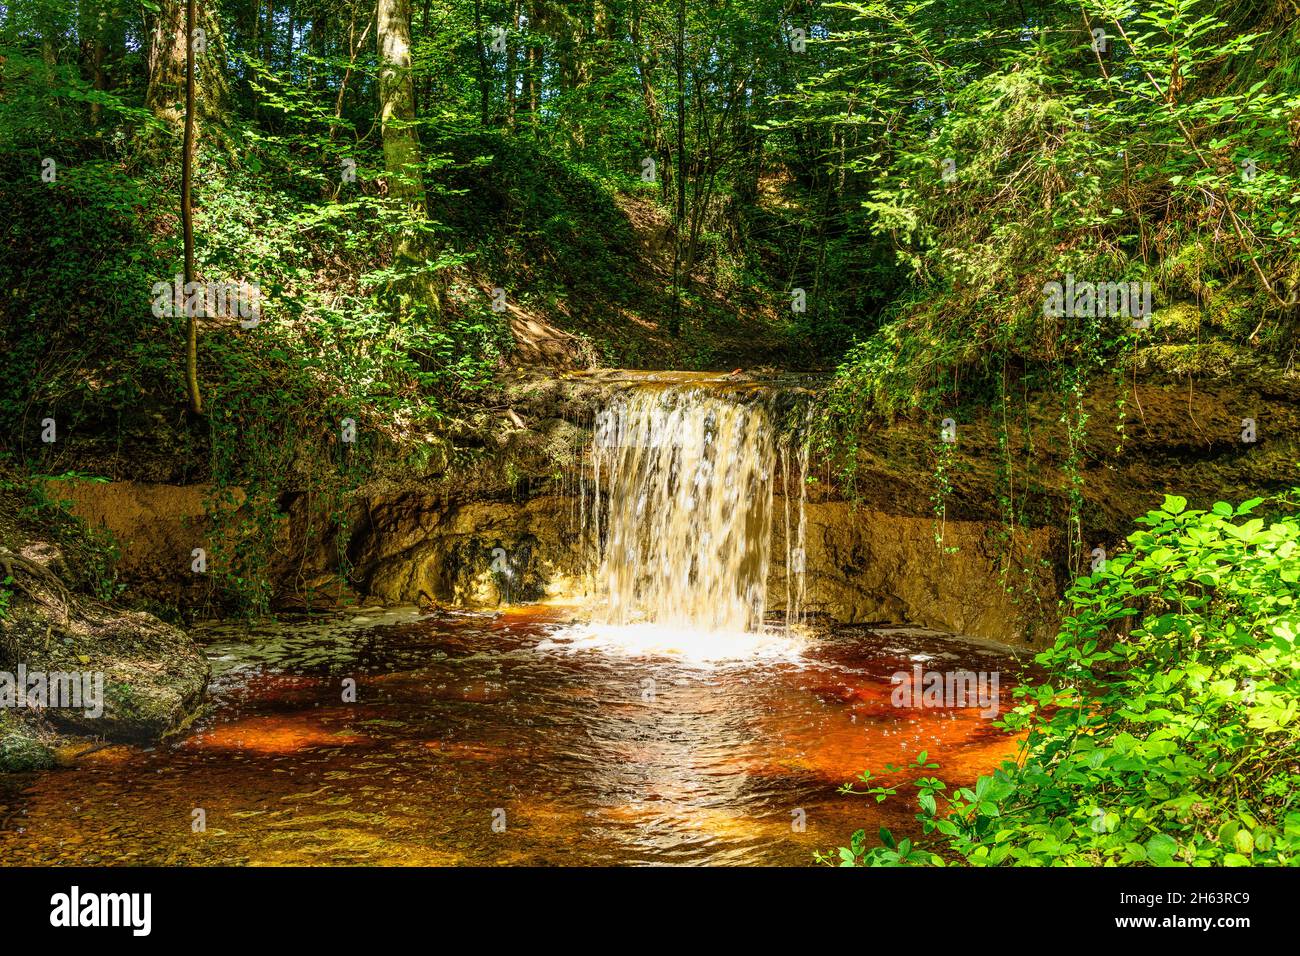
[0,150,178,439]
[808,0,1300,439]
[827,490,1300,866]
[0,35,512,608]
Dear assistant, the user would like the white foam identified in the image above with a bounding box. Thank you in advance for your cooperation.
[536,622,806,667]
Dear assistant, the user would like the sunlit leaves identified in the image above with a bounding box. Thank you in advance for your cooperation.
[829,488,1300,867]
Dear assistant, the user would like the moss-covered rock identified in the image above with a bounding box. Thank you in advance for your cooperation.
[0,709,56,772]
[0,598,209,743]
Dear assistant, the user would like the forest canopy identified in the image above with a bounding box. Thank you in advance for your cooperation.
[2,0,1297,434]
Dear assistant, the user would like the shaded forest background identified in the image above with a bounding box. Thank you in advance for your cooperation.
[1,0,1297,475]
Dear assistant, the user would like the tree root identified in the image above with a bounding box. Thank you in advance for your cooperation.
[0,550,72,622]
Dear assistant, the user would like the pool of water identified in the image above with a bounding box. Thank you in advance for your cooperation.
[0,606,1029,866]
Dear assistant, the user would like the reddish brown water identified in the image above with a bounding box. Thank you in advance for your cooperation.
[0,607,1028,866]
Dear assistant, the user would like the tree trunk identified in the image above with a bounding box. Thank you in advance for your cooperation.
[378,0,434,315]
[526,9,539,130]
[630,0,668,202]
[249,0,261,118]
[332,8,372,140]
[89,3,109,127]
[182,0,202,415]
[146,0,229,129]
[471,0,490,126]
[505,0,519,129]
[669,0,686,337]
[419,0,430,115]
[307,12,325,90]
[379,0,424,207]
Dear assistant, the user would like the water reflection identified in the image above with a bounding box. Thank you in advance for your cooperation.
[0,607,1029,866]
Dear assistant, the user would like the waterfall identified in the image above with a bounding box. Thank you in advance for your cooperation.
[587,382,805,635]
[779,425,810,633]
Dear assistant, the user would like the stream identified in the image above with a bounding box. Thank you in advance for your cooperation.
[0,606,1026,866]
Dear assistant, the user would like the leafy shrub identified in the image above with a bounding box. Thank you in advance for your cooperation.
[828,490,1300,866]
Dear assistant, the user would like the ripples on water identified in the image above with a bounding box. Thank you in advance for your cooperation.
[0,607,1029,866]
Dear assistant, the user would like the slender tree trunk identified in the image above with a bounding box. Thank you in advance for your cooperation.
[669,0,686,337]
[182,0,201,415]
[263,0,274,64]
[630,0,668,201]
[286,0,295,64]
[419,0,430,115]
[526,9,539,130]
[89,5,108,127]
[557,7,588,148]
[332,9,372,140]
[250,0,261,118]
[307,12,325,90]
[505,0,519,129]
[471,0,490,126]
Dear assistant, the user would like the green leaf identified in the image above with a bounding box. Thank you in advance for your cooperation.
[1161,495,1188,515]
[1145,833,1179,866]
[1233,829,1254,855]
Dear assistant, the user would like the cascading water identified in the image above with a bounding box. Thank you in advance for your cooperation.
[583,381,805,637]
[779,419,811,632]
